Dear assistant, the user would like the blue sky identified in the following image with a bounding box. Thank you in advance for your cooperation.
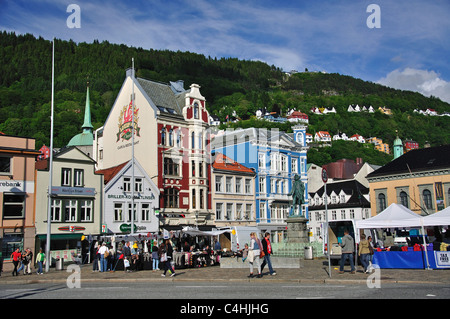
[1,0,450,103]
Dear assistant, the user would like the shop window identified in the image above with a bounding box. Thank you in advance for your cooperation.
[2,194,25,218]
[80,200,92,222]
[2,233,23,259]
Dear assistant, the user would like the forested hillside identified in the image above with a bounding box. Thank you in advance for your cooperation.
[0,31,448,166]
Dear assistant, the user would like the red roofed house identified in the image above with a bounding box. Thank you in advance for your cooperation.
[314,131,331,143]
[212,153,256,228]
[287,111,309,124]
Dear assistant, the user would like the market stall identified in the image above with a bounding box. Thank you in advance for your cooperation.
[356,203,435,269]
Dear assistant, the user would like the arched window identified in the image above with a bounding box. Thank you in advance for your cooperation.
[191,132,195,149]
[161,128,166,145]
[378,193,386,212]
[423,189,432,209]
[399,191,408,208]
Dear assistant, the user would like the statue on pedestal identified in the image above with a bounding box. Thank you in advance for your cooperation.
[289,174,305,217]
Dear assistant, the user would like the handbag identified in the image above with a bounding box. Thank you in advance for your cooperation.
[260,250,265,258]
[248,250,254,263]
[368,244,374,255]
[124,259,130,268]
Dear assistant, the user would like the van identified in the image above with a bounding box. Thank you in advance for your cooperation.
[323,220,377,265]
[218,226,260,253]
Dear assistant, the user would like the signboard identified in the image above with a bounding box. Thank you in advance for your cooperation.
[51,186,95,196]
[0,180,34,193]
[58,226,85,232]
[434,251,450,268]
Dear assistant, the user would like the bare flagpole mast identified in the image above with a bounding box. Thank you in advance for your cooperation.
[131,58,135,236]
[45,38,55,272]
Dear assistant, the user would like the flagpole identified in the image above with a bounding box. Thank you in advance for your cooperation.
[45,38,55,272]
[131,58,135,236]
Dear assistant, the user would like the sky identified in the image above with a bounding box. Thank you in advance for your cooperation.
[1,0,450,103]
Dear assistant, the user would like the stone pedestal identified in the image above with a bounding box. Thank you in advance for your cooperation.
[286,216,309,243]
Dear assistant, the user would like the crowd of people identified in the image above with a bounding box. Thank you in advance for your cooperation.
[9,247,44,276]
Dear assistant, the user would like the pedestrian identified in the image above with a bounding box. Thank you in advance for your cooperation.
[17,250,27,274]
[123,241,132,272]
[35,248,45,275]
[260,232,277,276]
[358,234,371,273]
[131,242,140,271]
[248,232,262,278]
[98,242,109,272]
[92,242,99,272]
[339,230,355,274]
[160,240,176,277]
[10,248,22,276]
[151,241,160,271]
[23,248,33,275]
[367,236,375,272]
[241,243,249,263]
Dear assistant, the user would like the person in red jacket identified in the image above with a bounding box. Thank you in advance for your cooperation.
[260,232,277,276]
[10,248,22,276]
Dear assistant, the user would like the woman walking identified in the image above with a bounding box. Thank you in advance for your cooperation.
[35,248,45,275]
[248,232,262,278]
[358,234,371,273]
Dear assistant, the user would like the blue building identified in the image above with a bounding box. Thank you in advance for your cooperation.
[211,125,308,242]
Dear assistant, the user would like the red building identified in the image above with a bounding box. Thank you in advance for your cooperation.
[94,69,212,230]
[404,140,419,152]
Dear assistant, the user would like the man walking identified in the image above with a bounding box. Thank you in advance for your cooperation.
[339,230,355,274]
[260,232,276,276]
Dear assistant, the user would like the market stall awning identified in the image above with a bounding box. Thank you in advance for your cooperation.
[356,203,422,229]
[422,206,450,226]
[36,234,83,241]
[182,226,231,236]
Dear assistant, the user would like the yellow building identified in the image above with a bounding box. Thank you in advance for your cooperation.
[367,137,390,155]
[367,145,450,216]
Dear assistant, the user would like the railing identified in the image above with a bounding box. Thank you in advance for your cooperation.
[271,241,324,258]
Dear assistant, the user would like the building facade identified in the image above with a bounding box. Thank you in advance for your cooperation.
[211,125,308,242]
[212,153,256,228]
[0,135,40,263]
[367,144,450,216]
[94,69,212,229]
[35,147,103,260]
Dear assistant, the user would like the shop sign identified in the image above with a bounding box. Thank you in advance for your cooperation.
[52,186,95,196]
[119,223,147,233]
[435,251,450,268]
[58,226,86,232]
[108,193,155,200]
[0,180,34,193]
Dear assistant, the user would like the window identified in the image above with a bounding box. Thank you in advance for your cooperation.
[80,200,92,221]
[315,212,321,222]
[280,155,287,172]
[127,203,137,222]
[192,189,196,209]
[340,210,346,219]
[226,177,232,193]
[161,128,166,145]
[191,132,195,149]
[123,177,131,192]
[192,161,196,177]
[64,200,77,222]
[423,189,432,209]
[331,210,337,220]
[164,188,179,208]
[236,204,243,220]
[400,191,409,208]
[350,209,355,219]
[3,194,25,218]
[259,202,266,221]
[74,169,84,187]
[378,193,386,212]
[258,153,265,169]
[141,203,151,221]
[176,129,182,148]
[270,153,278,171]
[114,203,123,222]
[164,158,179,176]
[271,179,276,193]
[259,177,266,194]
[235,178,242,193]
[135,178,143,193]
[245,179,252,194]
[194,103,199,119]
[0,157,11,174]
[215,176,223,192]
[198,133,203,150]
[245,204,252,220]
[226,203,233,220]
[51,199,61,221]
[168,129,174,147]
[62,168,71,186]
[199,161,203,178]
[200,189,204,209]
[291,158,298,174]
[216,203,223,220]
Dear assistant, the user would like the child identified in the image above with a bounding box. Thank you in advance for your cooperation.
[241,243,249,262]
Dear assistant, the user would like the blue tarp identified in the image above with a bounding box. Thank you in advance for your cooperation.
[372,250,437,269]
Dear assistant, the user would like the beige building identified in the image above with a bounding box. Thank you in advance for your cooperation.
[35,147,103,261]
[0,134,40,264]
[367,145,450,216]
[212,153,256,228]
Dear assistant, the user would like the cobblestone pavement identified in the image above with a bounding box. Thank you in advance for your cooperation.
[1,257,450,286]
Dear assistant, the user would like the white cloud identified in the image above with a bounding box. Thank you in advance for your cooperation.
[378,68,450,103]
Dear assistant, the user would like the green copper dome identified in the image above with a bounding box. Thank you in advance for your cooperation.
[67,86,93,147]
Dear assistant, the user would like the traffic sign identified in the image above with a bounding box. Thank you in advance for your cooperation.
[321,167,328,183]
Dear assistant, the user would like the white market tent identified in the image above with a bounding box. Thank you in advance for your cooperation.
[422,206,450,226]
[356,203,422,229]
[181,226,231,237]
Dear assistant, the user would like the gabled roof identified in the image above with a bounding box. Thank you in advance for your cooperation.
[212,153,255,175]
[95,161,128,184]
[309,180,370,209]
[137,78,186,116]
[367,144,450,178]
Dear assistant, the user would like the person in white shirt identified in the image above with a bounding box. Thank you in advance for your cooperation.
[98,242,109,272]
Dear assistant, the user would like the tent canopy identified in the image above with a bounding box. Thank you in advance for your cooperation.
[356,203,422,229]
[182,226,231,237]
[422,206,450,226]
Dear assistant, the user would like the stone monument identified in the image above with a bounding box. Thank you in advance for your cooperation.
[287,175,309,243]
